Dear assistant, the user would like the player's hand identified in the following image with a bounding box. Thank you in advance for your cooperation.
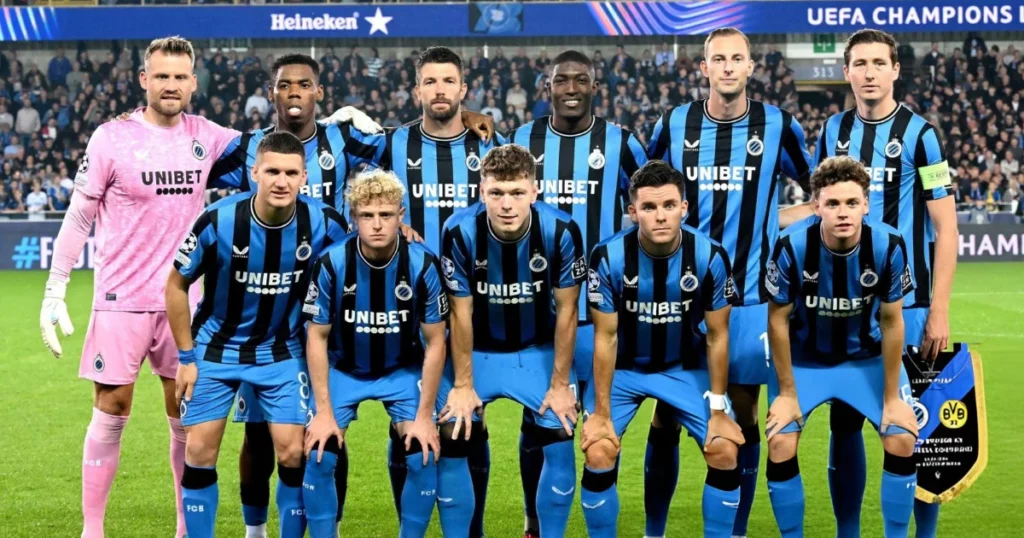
[439,386,483,441]
[580,413,619,452]
[765,393,803,440]
[399,223,424,244]
[882,398,920,438]
[174,362,198,405]
[921,309,950,362]
[40,278,74,359]
[113,112,131,122]
[404,417,441,466]
[328,106,383,134]
[305,412,344,463]
[461,110,495,143]
[705,410,745,452]
[539,383,578,437]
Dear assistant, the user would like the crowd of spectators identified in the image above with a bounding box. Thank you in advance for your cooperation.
[1,37,1022,221]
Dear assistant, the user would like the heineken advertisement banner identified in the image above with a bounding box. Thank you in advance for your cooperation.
[4,0,1024,42]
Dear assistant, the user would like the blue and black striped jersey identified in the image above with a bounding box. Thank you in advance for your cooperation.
[174,192,349,365]
[511,116,648,322]
[588,225,735,372]
[441,201,586,352]
[208,122,385,213]
[767,216,914,364]
[649,99,812,306]
[302,234,448,377]
[814,105,952,308]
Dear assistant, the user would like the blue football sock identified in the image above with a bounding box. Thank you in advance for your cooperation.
[468,430,491,538]
[437,455,475,536]
[881,452,917,538]
[703,467,741,538]
[829,404,867,538]
[733,425,760,537]
[304,449,339,538]
[388,426,407,519]
[767,457,804,538]
[644,424,680,537]
[276,464,307,538]
[914,499,940,538]
[399,451,437,538]
[182,464,218,538]
[519,419,543,532]
[581,466,619,538]
[536,439,576,537]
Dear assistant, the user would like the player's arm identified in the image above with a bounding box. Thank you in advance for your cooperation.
[917,126,958,360]
[302,257,345,460]
[541,221,586,434]
[778,114,816,229]
[207,133,247,189]
[764,241,800,438]
[879,298,906,403]
[646,108,674,165]
[416,258,450,423]
[703,246,735,400]
[461,110,495,143]
[586,247,618,425]
[167,213,216,404]
[439,225,481,439]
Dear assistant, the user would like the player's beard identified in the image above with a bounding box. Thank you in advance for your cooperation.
[149,93,188,118]
[424,99,459,123]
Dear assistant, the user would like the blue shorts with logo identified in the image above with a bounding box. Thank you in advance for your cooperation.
[767,356,915,436]
[727,303,772,385]
[583,365,725,444]
[436,344,578,431]
[181,358,309,427]
[233,382,263,423]
[903,307,928,349]
[574,323,595,393]
[308,365,422,429]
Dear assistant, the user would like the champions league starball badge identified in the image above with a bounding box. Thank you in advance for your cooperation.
[305,283,319,303]
[441,256,455,278]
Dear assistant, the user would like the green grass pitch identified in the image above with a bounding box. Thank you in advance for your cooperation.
[1,263,1021,537]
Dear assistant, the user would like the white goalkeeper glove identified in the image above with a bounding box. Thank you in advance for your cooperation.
[41,278,75,359]
[328,106,383,134]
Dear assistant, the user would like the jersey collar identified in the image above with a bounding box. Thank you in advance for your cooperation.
[418,122,468,143]
[268,122,319,144]
[637,228,682,259]
[249,195,296,230]
[855,103,902,125]
[819,225,861,257]
[487,208,533,244]
[356,235,401,269]
[547,116,596,138]
[703,98,751,124]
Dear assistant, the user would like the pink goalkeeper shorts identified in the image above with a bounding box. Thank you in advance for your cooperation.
[79,310,181,385]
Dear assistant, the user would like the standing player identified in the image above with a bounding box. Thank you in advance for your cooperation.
[38,36,240,538]
[302,170,448,538]
[376,46,503,532]
[167,132,348,538]
[763,156,919,537]
[647,27,812,537]
[580,160,744,538]
[803,30,958,538]
[437,144,585,538]
[510,49,648,538]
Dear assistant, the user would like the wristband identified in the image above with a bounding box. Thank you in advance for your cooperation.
[704,391,729,412]
[178,348,196,365]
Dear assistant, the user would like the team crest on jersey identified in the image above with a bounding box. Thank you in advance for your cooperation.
[884,138,903,159]
[466,151,482,172]
[588,269,601,292]
[529,253,548,273]
[912,398,929,429]
[746,135,764,156]
[296,241,313,262]
[192,140,207,161]
[318,150,336,171]
[395,281,414,301]
[93,354,105,372]
[680,270,699,293]
[237,396,247,414]
[588,148,606,170]
[305,283,319,303]
[860,267,879,288]
[180,233,198,254]
[441,256,455,278]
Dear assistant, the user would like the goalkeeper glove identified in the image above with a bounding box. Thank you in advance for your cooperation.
[329,106,383,134]
[40,278,75,359]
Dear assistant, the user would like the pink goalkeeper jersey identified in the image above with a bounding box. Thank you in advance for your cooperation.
[74,110,238,311]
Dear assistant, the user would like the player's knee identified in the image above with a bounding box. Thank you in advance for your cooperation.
[185,436,219,468]
[882,432,916,458]
[94,384,133,416]
[703,436,739,470]
[767,432,799,462]
[275,439,304,468]
[829,401,867,434]
[650,400,680,429]
[583,438,619,470]
[882,450,916,477]
[523,421,573,447]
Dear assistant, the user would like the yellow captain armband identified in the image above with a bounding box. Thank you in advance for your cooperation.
[918,161,951,190]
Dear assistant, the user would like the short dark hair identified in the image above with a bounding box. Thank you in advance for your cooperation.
[629,160,684,201]
[416,46,463,82]
[844,29,898,67]
[272,53,320,80]
[256,131,305,161]
[552,50,593,72]
[481,144,536,182]
[810,156,871,198]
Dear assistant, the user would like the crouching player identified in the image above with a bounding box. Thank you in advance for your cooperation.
[764,156,920,537]
[166,132,348,538]
[580,160,745,537]
[301,169,448,538]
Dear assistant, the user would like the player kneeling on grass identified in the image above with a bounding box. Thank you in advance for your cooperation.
[436,144,585,538]
[764,155,920,538]
[166,131,348,538]
[580,160,745,538]
[302,169,448,538]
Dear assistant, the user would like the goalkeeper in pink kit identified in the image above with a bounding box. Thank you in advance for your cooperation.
[38,37,239,538]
